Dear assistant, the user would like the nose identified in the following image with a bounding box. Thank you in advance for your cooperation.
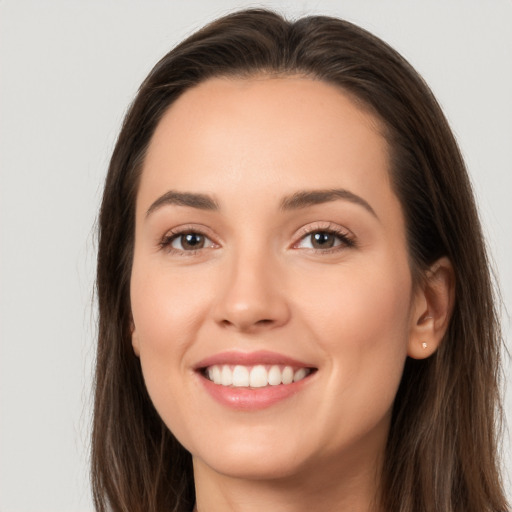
[213,249,291,333]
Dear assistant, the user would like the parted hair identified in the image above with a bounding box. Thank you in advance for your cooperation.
[92,8,508,512]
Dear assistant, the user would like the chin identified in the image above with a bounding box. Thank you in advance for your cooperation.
[197,452,308,481]
[190,431,312,481]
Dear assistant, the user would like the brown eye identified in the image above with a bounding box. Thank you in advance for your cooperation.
[295,228,354,251]
[310,232,336,249]
[170,233,210,251]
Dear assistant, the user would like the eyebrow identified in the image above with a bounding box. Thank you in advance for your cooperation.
[280,188,377,218]
[145,187,377,219]
[146,190,219,217]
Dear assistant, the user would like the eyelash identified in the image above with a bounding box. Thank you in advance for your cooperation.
[158,226,216,255]
[292,223,356,254]
[158,223,356,256]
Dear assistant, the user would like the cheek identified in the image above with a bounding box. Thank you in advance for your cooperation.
[295,259,412,400]
[298,260,411,340]
[129,260,214,431]
[130,260,213,356]
[292,262,412,452]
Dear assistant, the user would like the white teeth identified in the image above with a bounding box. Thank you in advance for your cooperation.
[249,365,267,388]
[221,366,232,386]
[282,366,294,385]
[268,365,282,386]
[204,364,312,387]
[294,368,307,382]
[232,365,249,387]
[212,365,222,384]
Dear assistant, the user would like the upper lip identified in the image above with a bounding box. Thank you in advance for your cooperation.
[193,350,316,370]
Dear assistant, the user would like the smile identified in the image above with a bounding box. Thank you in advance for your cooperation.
[204,364,312,388]
[194,350,317,410]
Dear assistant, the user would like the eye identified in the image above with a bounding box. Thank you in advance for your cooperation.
[294,225,356,252]
[171,233,208,250]
[160,230,216,253]
[299,231,340,249]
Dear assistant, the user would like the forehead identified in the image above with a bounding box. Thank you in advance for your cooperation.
[148,75,386,155]
[138,76,396,219]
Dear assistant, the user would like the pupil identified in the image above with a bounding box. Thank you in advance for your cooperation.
[312,232,334,248]
[183,233,204,249]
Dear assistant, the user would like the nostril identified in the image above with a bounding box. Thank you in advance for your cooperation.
[219,317,275,331]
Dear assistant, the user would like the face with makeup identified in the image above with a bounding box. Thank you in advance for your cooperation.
[130,77,440,486]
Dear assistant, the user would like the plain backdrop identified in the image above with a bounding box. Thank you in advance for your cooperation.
[0,1,511,510]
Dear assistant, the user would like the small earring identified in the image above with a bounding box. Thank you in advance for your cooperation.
[421,342,428,349]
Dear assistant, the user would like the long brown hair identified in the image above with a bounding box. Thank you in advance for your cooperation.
[93,9,508,512]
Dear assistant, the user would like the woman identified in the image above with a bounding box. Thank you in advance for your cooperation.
[92,8,508,512]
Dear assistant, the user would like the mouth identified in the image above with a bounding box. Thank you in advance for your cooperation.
[194,351,317,410]
[201,364,314,388]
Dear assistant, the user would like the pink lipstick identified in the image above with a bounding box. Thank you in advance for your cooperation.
[194,350,317,410]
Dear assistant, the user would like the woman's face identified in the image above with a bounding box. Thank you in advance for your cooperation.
[130,77,424,482]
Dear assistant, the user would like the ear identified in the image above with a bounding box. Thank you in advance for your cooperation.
[131,318,140,357]
[407,257,455,359]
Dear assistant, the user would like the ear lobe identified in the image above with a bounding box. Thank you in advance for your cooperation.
[407,256,455,360]
[131,320,141,357]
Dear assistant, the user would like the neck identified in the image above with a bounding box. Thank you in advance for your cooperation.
[192,449,384,512]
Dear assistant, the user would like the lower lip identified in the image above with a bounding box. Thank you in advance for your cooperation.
[197,372,314,411]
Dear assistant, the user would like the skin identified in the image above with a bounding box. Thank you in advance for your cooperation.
[130,76,453,512]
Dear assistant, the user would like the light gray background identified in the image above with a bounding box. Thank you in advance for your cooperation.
[1,1,511,510]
